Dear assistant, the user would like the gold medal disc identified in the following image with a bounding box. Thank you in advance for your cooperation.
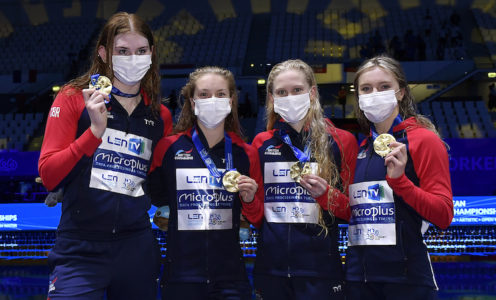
[300,162,312,176]
[290,162,302,183]
[373,133,396,158]
[223,170,241,193]
[89,75,112,96]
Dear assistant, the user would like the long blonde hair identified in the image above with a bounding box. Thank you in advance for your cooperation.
[266,59,342,231]
[353,55,438,135]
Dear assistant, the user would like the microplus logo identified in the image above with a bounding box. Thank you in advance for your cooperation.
[353,183,384,201]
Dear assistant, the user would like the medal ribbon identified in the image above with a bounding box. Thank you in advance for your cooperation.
[192,127,234,178]
[370,114,403,140]
[111,86,141,98]
[278,130,311,164]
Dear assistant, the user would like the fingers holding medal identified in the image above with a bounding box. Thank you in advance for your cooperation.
[384,141,407,179]
[228,172,259,203]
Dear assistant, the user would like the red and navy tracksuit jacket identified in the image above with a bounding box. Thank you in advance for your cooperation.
[251,119,357,279]
[148,127,263,283]
[38,86,172,240]
[345,117,453,289]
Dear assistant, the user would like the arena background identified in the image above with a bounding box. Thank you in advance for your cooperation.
[0,0,496,299]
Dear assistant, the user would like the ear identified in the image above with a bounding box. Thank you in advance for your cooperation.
[98,45,107,63]
[268,92,274,105]
[397,88,405,102]
[190,98,195,113]
[309,85,317,102]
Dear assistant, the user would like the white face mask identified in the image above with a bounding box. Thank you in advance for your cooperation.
[358,89,399,123]
[273,92,311,124]
[112,54,152,86]
[194,97,231,129]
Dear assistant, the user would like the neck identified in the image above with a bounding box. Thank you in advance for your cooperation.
[197,121,225,148]
[289,119,305,133]
[374,108,400,134]
[113,79,140,95]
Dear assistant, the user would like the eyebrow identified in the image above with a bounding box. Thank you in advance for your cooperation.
[114,45,149,50]
[198,88,228,92]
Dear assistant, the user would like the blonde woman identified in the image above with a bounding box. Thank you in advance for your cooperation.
[251,59,357,299]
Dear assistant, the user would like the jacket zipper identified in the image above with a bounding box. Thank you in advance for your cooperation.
[287,224,291,277]
[112,198,120,234]
[363,141,373,282]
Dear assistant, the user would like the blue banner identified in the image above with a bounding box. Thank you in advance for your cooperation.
[446,138,496,196]
[0,203,161,231]
[0,151,39,178]
[452,196,496,225]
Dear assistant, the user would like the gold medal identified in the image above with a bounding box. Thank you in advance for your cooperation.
[223,170,241,193]
[89,75,112,96]
[290,162,312,183]
[373,133,396,158]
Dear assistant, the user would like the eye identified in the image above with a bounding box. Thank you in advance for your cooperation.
[198,92,209,98]
[217,92,227,97]
[118,49,128,55]
[275,90,287,97]
[360,86,370,93]
[380,84,391,91]
[138,48,148,55]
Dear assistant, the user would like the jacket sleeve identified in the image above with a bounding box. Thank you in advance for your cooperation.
[148,135,182,207]
[159,104,173,136]
[240,143,264,228]
[386,129,453,229]
[316,126,358,221]
[38,87,102,191]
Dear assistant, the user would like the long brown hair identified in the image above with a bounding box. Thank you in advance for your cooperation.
[66,12,161,115]
[265,59,342,231]
[353,55,438,134]
[175,66,242,137]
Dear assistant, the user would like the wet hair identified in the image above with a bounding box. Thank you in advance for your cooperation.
[174,66,242,137]
[67,12,161,115]
[353,55,438,135]
[266,59,345,232]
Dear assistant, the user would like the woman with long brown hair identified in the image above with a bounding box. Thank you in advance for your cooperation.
[149,66,263,299]
[251,59,357,299]
[38,12,172,299]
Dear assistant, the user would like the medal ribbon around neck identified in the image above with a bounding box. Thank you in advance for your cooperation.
[279,130,311,164]
[371,114,403,158]
[111,86,141,98]
[192,127,240,192]
[279,130,313,182]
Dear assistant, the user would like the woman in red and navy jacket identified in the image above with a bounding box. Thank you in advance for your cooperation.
[38,13,172,300]
[251,59,357,300]
[346,55,453,300]
[148,66,263,300]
